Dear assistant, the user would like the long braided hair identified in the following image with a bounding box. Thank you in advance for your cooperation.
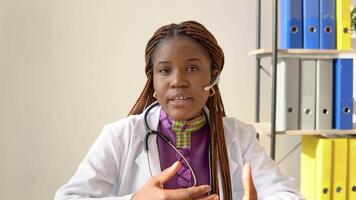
[129,20,232,200]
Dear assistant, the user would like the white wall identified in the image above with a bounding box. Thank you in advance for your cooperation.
[0,0,306,200]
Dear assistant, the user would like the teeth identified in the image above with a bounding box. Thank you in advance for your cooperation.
[172,96,188,101]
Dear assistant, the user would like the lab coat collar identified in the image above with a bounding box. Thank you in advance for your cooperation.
[133,101,210,142]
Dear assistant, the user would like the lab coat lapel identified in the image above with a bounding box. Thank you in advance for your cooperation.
[216,140,239,196]
[227,143,238,176]
[135,134,162,178]
[135,103,162,178]
[224,118,240,176]
[205,106,239,189]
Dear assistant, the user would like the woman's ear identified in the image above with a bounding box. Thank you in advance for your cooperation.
[211,69,219,81]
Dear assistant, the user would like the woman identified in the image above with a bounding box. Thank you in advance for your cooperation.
[55,21,304,200]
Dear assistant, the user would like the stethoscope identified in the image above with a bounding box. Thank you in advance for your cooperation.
[143,101,213,188]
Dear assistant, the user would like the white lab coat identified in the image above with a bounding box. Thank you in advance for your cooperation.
[54,104,304,200]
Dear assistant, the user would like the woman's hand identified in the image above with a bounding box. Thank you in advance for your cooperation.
[242,163,257,200]
[132,161,219,200]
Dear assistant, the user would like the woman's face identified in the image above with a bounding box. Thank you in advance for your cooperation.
[152,37,212,120]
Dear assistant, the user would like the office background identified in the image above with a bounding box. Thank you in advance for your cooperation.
[1,0,355,199]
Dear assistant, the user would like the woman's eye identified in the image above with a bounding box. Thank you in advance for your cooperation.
[187,65,199,72]
[158,67,170,74]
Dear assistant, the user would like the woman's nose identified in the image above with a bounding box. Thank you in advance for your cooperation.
[170,70,188,88]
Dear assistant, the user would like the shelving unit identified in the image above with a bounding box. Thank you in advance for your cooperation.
[252,0,356,159]
[250,48,356,59]
[253,0,279,159]
[250,122,356,136]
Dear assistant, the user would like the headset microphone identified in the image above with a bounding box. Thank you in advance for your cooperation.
[204,75,220,91]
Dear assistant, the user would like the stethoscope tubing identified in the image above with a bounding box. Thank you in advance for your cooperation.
[143,102,212,189]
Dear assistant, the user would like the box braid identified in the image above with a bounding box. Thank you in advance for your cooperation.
[128,20,232,200]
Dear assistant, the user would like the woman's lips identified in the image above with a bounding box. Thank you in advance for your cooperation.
[169,96,191,101]
[168,96,193,106]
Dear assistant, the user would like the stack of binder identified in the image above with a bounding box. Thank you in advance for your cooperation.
[277,0,353,131]
[280,0,338,49]
[334,0,353,130]
[301,136,356,199]
[279,1,355,198]
[333,59,353,130]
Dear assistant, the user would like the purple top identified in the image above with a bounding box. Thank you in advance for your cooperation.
[156,109,210,189]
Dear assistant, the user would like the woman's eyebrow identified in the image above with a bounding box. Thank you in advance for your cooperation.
[156,58,201,65]
[157,61,171,65]
[184,58,201,62]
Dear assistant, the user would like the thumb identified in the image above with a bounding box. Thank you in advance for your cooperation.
[242,163,257,200]
[155,161,181,186]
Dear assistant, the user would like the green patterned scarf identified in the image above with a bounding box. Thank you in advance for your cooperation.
[172,114,206,149]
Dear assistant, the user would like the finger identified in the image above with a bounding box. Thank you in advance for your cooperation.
[242,163,257,200]
[154,161,181,186]
[197,194,219,200]
[242,163,252,186]
[163,185,211,200]
[185,185,211,198]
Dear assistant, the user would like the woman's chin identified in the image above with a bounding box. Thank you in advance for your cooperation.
[166,109,203,121]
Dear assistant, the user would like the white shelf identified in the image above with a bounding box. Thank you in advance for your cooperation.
[249,48,356,59]
[248,122,356,136]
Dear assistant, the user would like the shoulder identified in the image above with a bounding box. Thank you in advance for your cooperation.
[100,103,160,142]
[100,113,146,142]
[222,117,257,145]
[222,117,255,133]
[105,113,144,131]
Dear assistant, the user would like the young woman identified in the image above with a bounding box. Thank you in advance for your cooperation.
[55,21,304,200]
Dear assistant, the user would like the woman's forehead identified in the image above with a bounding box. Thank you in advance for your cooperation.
[152,36,211,62]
